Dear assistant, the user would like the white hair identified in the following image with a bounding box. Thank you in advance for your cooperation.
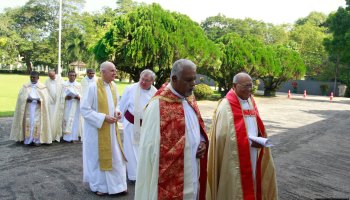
[170,59,196,82]
[100,61,115,72]
[233,72,252,83]
[140,69,156,81]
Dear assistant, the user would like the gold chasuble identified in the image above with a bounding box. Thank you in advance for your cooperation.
[151,84,209,200]
[10,82,51,144]
[207,89,277,200]
[97,78,125,170]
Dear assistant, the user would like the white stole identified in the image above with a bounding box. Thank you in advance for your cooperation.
[132,83,157,144]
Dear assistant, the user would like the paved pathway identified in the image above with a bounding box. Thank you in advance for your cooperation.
[0,93,349,199]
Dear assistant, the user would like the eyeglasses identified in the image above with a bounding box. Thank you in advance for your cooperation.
[238,83,253,89]
[140,77,153,83]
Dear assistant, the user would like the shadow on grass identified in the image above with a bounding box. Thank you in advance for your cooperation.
[0,111,14,118]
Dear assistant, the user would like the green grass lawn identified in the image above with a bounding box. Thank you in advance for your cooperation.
[0,74,131,117]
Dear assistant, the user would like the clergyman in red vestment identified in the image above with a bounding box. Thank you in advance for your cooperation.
[206,72,278,200]
[135,59,209,200]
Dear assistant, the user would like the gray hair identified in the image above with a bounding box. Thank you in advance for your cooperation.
[170,59,196,82]
[140,69,156,81]
[48,69,56,74]
[233,72,252,83]
[100,61,115,72]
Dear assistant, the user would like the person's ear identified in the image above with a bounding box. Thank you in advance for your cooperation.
[171,75,177,83]
[232,83,237,89]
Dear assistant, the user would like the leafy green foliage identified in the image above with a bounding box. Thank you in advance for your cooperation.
[290,12,329,78]
[201,14,289,45]
[94,3,220,87]
[324,4,350,90]
[193,84,213,100]
[259,45,306,96]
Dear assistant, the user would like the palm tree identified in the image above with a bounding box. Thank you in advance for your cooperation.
[65,31,87,70]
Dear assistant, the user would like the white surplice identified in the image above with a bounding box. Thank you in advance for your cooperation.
[62,81,81,142]
[80,76,96,100]
[135,84,201,200]
[118,83,157,181]
[80,81,127,194]
[45,76,63,141]
[24,83,40,145]
[239,97,259,183]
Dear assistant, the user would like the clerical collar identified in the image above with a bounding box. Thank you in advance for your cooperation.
[237,95,249,103]
[167,83,185,99]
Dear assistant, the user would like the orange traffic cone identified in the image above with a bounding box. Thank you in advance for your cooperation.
[330,92,333,101]
[303,90,307,98]
[288,90,292,98]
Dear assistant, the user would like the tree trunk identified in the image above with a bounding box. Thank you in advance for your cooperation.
[262,76,276,96]
[263,89,276,96]
[333,57,339,96]
[24,55,32,73]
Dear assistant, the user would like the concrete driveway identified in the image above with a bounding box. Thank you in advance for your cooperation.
[0,92,349,199]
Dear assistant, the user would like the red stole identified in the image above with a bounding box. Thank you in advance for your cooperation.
[226,89,266,200]
[155,84,208,200]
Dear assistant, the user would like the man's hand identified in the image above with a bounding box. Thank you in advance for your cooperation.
[65,96,73,100]
[74,96,80,100]
[251,141,264,148]
[105,115,117,124]
[196,141,207,159]
[114,111,122,120]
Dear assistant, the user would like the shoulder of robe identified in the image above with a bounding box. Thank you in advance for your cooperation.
[124,83,136,92]
[23,83,31,88]
[110,81,117,88]
[37,82,47,90]
[216,98,230,114]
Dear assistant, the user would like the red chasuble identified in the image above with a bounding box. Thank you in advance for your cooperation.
[154,84,209,200]
[226,89,266,200]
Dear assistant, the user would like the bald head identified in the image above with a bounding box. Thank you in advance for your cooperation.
[100,61,117,83]
[233,72,252,84]
[232,72,253,100]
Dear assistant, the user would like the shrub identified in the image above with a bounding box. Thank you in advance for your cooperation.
[194,84,213,100]
[252,79,260,94]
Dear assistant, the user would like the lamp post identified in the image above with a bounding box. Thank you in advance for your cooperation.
[57,0,63,76]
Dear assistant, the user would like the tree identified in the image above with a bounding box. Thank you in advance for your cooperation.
[324,3,350,94]
[201,14,289,45]
[290,12,329,78]
[94,3,220,87]
[0,0,86,72]
[116,0,137,14]
[65,30,87,64]
[0,10,20,66]
[204,33,255,93]
[259,45,306,96]
[11,2,56,72]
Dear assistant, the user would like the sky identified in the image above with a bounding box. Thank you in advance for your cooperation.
[0,0,347,24]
